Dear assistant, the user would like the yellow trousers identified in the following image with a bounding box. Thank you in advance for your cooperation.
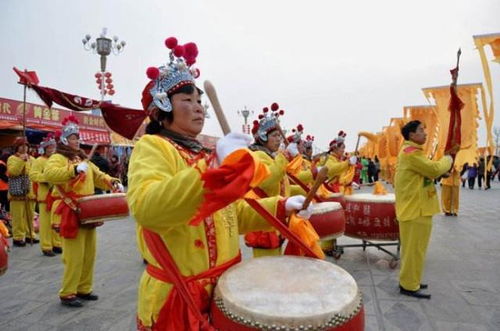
[441,185,460,214]
[399,216,432,291]
[59,227,96,297]
[10,200,35,241]
[252,247,281,258]
[38,202,61,251]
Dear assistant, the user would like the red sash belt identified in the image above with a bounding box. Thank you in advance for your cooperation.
[53,192,83,239]
[143,228,241,331]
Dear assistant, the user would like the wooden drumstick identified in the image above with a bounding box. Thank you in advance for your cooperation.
[203,80,231,135]
[277,124,289,147]
[302,166,328,210]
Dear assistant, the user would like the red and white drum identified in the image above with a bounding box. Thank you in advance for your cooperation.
[324,192,346,208]
[211,256,364,330]
[77,193,129,224]
[0,232,8,276]
[344,193,399,241]
[309,202,345,240]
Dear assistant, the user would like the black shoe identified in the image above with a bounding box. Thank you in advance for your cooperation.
[60,296,83,308]
[399,286,431,299]
[420,283,428,289]
[42,250,56,257]
[26,238,39,244]
[52,247,63,254]
[13,240,26,247]
[452,213,458,217]
[76,292,99,301]
[444,212,452,216]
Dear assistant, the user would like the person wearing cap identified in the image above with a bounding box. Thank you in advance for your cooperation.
[395,120,453,299]
[7,137,38,247]
[44,115,122,308]
[244,108,308,258]
[29,133,62,256]
[127,37,311,330]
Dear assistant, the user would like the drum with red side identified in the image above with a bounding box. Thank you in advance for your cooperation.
[77,193,129,224]
[0,232,8,276]
[344,193,399,241]
[309,202,345,240]
[211,256,365,331]
[324,192,346,208]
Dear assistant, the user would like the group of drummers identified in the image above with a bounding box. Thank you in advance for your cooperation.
[2,36,456,331]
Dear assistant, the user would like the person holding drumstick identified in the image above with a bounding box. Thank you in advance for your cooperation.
[127,37,310,330]
[395,120,453,299]
[44,115,122,307]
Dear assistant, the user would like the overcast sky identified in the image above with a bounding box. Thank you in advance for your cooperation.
[1,0,499,151]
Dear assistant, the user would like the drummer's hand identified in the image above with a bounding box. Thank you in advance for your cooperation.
[76,162,88,174]
[216,132,252,163]
[349,156,358,165]
[285,195,313,218]
[297,204,314,219]
[113,182,125,193]
[286,142,299,157]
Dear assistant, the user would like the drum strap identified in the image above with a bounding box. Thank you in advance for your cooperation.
[142,228,241,331]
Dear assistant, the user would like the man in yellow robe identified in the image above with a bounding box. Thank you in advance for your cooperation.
[395,120,452,299]
[29,134,62,256]
[7,137,37,246]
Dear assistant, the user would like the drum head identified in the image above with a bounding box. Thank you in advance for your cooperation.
[345,193,395,203]
[214,256,362,329]
[313,201,342,213]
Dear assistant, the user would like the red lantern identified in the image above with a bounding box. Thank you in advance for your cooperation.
[105,78,112,84]
[106,84,114,89]
[104,72,112,78]
[108,90,115,96]
[96,79,102,84]
[95,73,102,78]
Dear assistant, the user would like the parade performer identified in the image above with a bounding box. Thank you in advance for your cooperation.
[127,37,310,330]
[7,137,37,247]
[395,120,453,299]
[244,106,300,257]
[440,166,460,216]
[29,133,62,256]
[44,115,122,307]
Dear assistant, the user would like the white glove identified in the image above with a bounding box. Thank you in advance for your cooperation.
[285,195,314,219]
[352,182,360,190]
[114,182,125,193]
[286,142,299,157]
[349,156,358,165]
[76,162,88,174]
[216,132,252,163]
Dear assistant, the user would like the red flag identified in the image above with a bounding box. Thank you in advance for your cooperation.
[444,66,464,157]
[13,67,39,86]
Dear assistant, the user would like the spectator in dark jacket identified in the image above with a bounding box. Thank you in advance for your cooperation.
[91,146,110,194]
[467,163,478,189]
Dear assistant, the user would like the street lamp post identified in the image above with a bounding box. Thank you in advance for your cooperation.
[82,28,126,102]
[237,106,253,134]
[494,127,500,156]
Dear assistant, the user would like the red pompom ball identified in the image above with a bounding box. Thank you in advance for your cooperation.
[108,90,115,96]
[186,58,196,66]
[165,37,178,49]
[173,45,185,57]
[263,107,269,113]
[253,120,259,125]
[297,124,303,131]
[183,42,199,59]
[279,110,284,115]
[191,68,200,78]
[258,114,264,119]
[146,67,160,80]
[271,103,279,111]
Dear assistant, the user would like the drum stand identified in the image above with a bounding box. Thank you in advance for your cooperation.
[335,239,400,269]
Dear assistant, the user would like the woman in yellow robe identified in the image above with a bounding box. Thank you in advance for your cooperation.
[128,42,308,330]
[44,116,120,307]
[7,137,37,246]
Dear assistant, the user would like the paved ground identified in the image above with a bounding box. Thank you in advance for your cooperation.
[1,181,500,330]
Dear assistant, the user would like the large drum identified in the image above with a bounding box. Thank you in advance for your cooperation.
[77,193,129,224]
[211,256,364,330]
[344,193,399,241]
[324,192,346,208]
[0,232,8,276]
[309,202,345,240]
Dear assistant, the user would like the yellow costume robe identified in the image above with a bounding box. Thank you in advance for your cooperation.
[440,168,460,215]
[29,155,62,252]
[317,154,350,198]
[44,153,114,298]
[7,154,36,242]
[245,150,291,257]
[394,141,452,291]
[127,135,282,328]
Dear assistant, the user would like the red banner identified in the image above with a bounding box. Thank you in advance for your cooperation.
[0,97,110,144]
